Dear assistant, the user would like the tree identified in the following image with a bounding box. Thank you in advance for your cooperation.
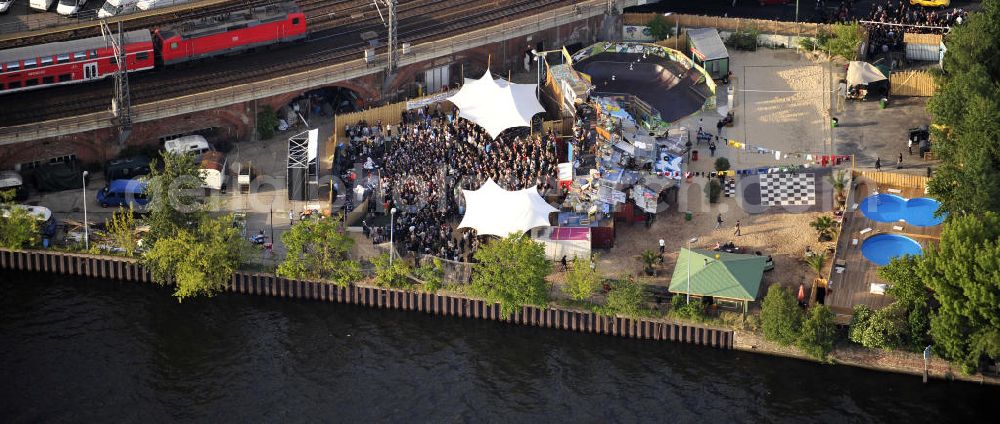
[471,232,551,317]
[761,285,802,346]
[563,257,600,301]
[143,215,248,301]
[638,249,658,276]
[0,190,39,250]
[257,105,278,140]
[413,257,444,293]
[104,206,138,257]
[919,212,1000,372]
[714,157,731,173]
[371,252,413,289]
[819,23,862,60]
[809,215,838,242]
[853,302,909,350]
[879,256,932,348]
[604,276,646,317]
[706,179,722,203]
[798,305,836,361]
[805,252,827,279]
[278,216,360,286]
[146,151,205,244]
[647,14,671,41]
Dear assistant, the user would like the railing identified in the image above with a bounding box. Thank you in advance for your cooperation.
[0,0,619,144]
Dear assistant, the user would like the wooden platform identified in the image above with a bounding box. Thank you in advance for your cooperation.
[826,177,941,318]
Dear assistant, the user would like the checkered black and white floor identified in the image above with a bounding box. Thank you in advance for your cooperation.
[759,173,816,206]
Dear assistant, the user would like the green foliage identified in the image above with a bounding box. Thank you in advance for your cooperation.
[849,303,908,350]
[879,255,932,348]
[146,151,205,245]
[919,212,1000,373]
[670,293,686,310]
[257,105,278,140]
[604,276,646,317]
[726,27,760,51]
[805,252,827,279]
[638,249,658,275]
[414,257,444,292]
[471,232,552,317]
[761,285,802,346]
[926,5,1000,216]
[797,305,837,361]
[817,23,862,60]
[797,37,817,51]
[371,253,413,289]
[563,257,600,301]
[646,14,671,41]
[673,299,706,321]
[706,179,722,203]
[714,157,731,172]
[277,216,360,286]
[809,215,838,241]
[829,169,848,201]
[142,215,248,301]
[0,190,39,250]
[104,206,138,257]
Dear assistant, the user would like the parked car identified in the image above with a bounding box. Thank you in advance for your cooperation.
[910,0,950,7]
[0,170,30,201]
[0,0,15,14]
[97,179,150,209]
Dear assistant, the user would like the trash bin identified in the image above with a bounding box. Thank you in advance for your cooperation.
[692,150,699,161]
[880,97,888,108]
[685,211,693,221]
[831,117,839,128]
[42,238,49,249]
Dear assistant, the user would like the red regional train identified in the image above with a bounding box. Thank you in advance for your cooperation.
[0,3,306,95]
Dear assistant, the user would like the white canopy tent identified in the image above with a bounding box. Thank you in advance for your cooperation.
[458,179,558,237]
[846,61,887,86]
[447,69,545,139]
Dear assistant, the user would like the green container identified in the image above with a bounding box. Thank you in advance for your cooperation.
[685,211,693,221]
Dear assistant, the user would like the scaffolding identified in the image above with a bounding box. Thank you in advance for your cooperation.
[287,129,319,201]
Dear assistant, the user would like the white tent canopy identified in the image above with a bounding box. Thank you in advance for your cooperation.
[458,179,558,237]
[447,69,545,139]
[847,61,887,86]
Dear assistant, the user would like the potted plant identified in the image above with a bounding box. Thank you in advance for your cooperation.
[809,215,839,242]
[639,250,658,276]
[829,170,848,207]
[805,251,828,287]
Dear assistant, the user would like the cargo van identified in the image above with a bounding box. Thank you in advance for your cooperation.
[199,151,227,191]
[0,170,29,201]
[164,135,213,163]
[97,179,150,209]
[136,0,188,11]
[30,0,55,11]
[97,0,137,18]
[104,156,151,182]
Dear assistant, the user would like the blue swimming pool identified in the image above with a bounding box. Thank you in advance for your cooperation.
[861,234,923,266]
[859,194,947,227]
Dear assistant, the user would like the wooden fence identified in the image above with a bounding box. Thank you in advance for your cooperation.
[854,170,928,189]
[0,248,736,349]
[625,13,829,37]
[890,70,938,97]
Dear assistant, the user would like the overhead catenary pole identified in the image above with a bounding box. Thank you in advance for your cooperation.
[101,20,131,146]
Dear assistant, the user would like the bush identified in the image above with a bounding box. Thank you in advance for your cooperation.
[371,253,413,289]
[564,257,600,301]
[604,277,646,317]
[471,233,551,317]
[714,157,731,173]
[706,179,722,203]
[674,301,706,321]
[849,303,908,350]
[797,305,837,361]
[257,105,278,140]
[817,23,862,60]
[414,257,444,293]
[761,285,803,346]
[647,14,671,41]
[726,27,760,51]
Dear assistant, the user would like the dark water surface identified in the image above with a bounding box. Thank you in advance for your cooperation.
[1,272,996,423]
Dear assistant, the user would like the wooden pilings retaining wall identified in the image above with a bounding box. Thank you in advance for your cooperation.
[0,249,734,349]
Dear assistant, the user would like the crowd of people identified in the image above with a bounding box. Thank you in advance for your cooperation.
[864,0,968,56]
[343,105,565,263]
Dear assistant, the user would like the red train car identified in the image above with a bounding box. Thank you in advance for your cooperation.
[155,4,307,66]
[0,30,155,95]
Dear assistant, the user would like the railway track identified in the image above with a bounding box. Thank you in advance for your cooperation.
[0,0,576,127]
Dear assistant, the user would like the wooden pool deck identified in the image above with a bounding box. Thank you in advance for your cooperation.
[826,176,941,320]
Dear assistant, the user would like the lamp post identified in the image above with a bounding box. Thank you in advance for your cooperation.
[686,237,697,304]
[389,207,397,266]
[82,171,89,250]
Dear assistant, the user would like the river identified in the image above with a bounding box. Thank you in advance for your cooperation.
[1,272,995,423]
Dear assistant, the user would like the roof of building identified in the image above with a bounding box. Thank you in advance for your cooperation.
[668,248,767,301]
[687,28,728,61]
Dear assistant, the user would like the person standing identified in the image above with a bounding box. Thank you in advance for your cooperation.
[897,153,903,169]
[716,213,724,229]
[734,220,741,236]
[658,239,665,254]
[716,119,725,137]
[560,255,568,272]
[875,157,881,171]
[908,137,913,155]
[288,210,295,226]
[709,140,717,157]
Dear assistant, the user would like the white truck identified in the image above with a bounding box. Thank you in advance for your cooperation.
[30,0,56,11]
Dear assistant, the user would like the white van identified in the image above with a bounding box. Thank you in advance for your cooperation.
[0,170,29,201]
[30,0,55,11]
[164,135,213,162]
[97,0,137,18]
[136,0,188,11]
[56,0,87,15]
[198,151,228,191]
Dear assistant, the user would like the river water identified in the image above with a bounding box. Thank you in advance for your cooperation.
[1,272,996,423]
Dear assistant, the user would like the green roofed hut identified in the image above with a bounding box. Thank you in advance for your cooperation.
[668,248,767,314]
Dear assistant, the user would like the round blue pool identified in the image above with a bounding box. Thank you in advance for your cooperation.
[859,194,947,227]
[905,197,947,226]
[861,234,923,266]
[859,194,906,222]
